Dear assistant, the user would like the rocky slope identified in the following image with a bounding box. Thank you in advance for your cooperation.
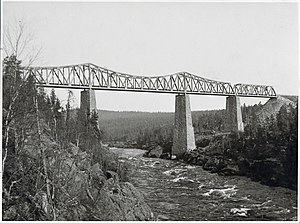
[2,119,153,221]
[256,95,297,121]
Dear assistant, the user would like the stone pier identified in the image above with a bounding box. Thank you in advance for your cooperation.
[226,96,244,132]
[80,88,97,118]
[172,94,196,158]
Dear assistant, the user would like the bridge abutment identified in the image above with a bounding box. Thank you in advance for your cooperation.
[226,96,244,132]
[80,89,98,119]
[172,94,196,158]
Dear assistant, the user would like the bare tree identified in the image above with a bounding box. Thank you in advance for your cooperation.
[3,19,42,66]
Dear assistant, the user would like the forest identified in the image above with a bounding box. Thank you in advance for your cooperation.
[97,104,267,151]
[99,97,297,151]
[98,109,230,150]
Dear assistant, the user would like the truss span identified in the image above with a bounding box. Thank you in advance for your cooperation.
[21,63,276,98]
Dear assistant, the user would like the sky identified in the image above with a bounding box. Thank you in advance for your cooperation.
[3,2,298,112]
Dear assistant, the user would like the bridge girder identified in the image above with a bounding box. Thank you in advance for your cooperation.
[21,63,276,98]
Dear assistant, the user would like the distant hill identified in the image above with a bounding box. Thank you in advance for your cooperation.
[98,110,173,141]
[98,109,225,141]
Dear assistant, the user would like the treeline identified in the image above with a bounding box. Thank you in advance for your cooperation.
[98,105,267,149]
[99,109,229,148]
[193,110,227,133]
[99,110,173,143]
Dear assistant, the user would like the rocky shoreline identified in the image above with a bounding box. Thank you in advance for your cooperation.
[143,133,297,191]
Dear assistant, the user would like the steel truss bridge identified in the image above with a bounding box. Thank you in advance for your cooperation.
[21,63,276,98]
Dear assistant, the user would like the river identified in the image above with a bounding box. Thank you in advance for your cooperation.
[110,147,297,221]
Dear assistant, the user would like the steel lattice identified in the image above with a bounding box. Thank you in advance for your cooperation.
[20,63,276,98]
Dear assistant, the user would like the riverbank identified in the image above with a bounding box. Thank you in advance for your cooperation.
[182,133,297,190]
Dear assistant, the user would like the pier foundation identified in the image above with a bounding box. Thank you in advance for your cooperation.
[80,89,98,119]
[226,96,244,132]
[172,94,196,158]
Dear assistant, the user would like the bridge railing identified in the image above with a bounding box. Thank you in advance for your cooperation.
[21,63,276,98]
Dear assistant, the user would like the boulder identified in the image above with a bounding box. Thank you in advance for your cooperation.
[117,182,153,220]
[196,137,211,147]
[147,146,163,158]
[76,151,92,171]
[92,146,119,172]
[157,214,170,220]
[203,162,215,171]
[90,163,107,189]
[196,155,205,166]
[160,153,171,159]
[237,158,251,175]
[190,157,198,165]
[183,149,199,163]
[203,157,219,172]
[202,156,227,173]
[219,164,240,176]
[106,170,119,182]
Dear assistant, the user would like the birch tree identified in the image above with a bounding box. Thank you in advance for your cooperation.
[2,20,42,175]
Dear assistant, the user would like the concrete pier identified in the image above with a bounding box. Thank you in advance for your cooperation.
[172,94,196,158]
[80,89,97,118]
[226,96,244,132]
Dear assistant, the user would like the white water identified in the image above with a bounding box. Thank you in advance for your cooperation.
[110,147,297,221]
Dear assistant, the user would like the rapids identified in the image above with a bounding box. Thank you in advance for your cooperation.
[110,147,297,221]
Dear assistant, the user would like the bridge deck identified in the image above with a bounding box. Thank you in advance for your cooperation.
[21,63,277,98]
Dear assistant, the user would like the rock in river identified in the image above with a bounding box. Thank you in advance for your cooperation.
[144,145,163,158]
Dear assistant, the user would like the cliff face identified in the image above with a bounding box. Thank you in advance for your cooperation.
[51,145,153,221]
[3,119,153,221]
